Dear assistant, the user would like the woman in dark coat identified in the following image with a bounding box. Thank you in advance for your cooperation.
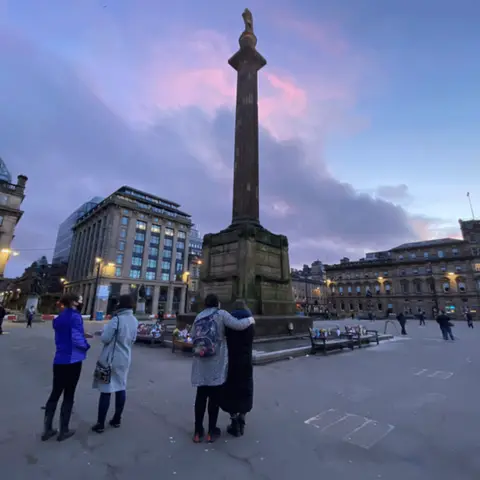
[220,299,255,437]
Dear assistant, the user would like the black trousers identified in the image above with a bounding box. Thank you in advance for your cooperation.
[46,362,82,409]
[0,316,4,334]
[194,386,221,434]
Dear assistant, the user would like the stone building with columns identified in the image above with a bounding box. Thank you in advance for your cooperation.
[65,186,192,316]
[325,219,480,319]
[0,157,27,277]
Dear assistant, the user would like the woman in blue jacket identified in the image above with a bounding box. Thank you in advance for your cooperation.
[42,293,90,442]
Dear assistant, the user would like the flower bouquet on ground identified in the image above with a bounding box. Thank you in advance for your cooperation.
[172,325,193,352]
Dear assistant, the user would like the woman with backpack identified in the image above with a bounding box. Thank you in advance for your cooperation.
[190,294,255,443]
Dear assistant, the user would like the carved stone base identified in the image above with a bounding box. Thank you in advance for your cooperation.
[198,223,296,316]
[177,313,312,337]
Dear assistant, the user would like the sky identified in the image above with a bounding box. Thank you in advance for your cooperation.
[1,0,479,277]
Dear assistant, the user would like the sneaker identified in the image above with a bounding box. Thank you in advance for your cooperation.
[109,418,121,428]
[91,423,105,434]
[192,431,204,443]
[207,427,221,443]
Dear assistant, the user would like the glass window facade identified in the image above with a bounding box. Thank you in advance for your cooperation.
[52,196,102,264]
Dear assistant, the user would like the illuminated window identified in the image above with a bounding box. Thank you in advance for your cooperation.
[136,220,147,230]
[146,271,156,281]
[151,225,161,233]
[129,269,141,279]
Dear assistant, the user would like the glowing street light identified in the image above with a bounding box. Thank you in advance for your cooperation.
[1,248,19,256]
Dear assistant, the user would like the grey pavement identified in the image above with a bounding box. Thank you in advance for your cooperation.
[1,319,480,479]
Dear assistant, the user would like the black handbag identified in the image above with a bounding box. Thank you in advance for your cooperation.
[93,316,119,384]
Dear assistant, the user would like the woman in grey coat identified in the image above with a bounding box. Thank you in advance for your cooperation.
[91,295,138,433]
[191,293,254,443]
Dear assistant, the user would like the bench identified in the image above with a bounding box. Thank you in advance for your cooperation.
[309,328,379,355]
[309,328,354,355]
[136,322,166,347]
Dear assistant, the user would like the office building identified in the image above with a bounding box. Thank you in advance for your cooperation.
[186,227,203,303]
[0,157,27,277]
[65,186,192,316]
[325,219,480,319]
[52,197,103,264]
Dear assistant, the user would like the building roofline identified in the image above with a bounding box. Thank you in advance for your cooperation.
[120,185,181,208]
[390,238,465,251]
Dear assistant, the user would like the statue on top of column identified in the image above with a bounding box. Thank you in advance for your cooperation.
[242,8,254,34]
[239,8,257,48]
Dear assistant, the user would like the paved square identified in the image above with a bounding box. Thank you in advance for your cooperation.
[305,409,395,449]
[1,319,480,479]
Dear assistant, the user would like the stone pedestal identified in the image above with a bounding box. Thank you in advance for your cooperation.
[136,299,146,315]
[25,294,39,312]
[199,223,296,316]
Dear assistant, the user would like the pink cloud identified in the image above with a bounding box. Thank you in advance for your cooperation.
[72,22,367,142]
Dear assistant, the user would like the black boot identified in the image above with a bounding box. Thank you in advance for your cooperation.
[41,404,58,441]
[57,402,75,442]
[238,414,246,436]
[226,415,241,437]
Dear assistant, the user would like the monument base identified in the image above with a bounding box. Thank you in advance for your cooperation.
[199,223,296,316]
[177,313,312,338]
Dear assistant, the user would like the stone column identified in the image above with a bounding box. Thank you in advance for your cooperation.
[179,285,186,314]
[152,285,160,317]
[166,285,174,314]
[85,283,93,316]
[228,20,266,227]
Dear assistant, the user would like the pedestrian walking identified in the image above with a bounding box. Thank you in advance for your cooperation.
[466,311,474,329]
[220,299,255,437]
[91,294,138,433]
[190,294,254,444]
[0,302,6,335]
[419,311,426,326]
[397,312,407,335]
[26,305,35,328]
[41,294,90,442]
[436,310,455,341]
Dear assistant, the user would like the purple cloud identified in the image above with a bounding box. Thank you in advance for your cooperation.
[0,25,426,276]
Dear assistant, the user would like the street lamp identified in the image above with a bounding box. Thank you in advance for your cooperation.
[1,248,19,256]
[89,258,114,320]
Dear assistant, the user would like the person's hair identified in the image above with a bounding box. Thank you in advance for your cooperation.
[118,294,134,310]
[204,294,219,308]
[233,299,247,310]
[59,293,80,309]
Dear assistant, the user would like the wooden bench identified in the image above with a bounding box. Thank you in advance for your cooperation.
[309,328,354,355]
[348,330,379,348]
[136,322,166,347]
[309,328,379,355]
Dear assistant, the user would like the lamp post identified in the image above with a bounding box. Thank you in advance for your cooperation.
[89,258,114,320]
[182,271,190,313]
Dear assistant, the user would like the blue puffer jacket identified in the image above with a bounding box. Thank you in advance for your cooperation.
[53,308,90,364]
